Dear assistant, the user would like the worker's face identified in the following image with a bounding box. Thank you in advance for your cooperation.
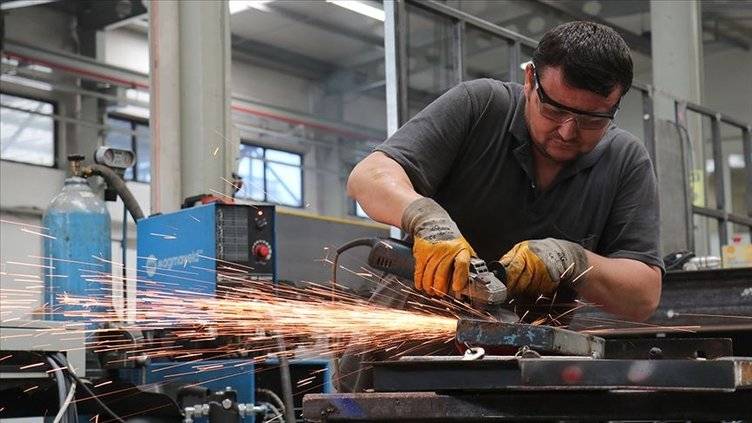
[523,64,622,164]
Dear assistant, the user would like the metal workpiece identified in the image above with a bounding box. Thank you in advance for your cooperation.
[455,319,605,358]
[370,356,752,392]
[570,268,752,333]
[604,337,733,359]
[302,390,752,421]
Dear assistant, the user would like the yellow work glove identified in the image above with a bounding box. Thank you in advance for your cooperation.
[500,238,589,298]
[401,197,475,296]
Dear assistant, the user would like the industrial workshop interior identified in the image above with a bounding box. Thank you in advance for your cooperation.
[1,0,752,421]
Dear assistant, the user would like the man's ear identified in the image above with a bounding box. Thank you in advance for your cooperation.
[523,63,535,94]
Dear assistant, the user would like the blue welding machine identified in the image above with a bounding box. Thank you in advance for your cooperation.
[137,203,276,296]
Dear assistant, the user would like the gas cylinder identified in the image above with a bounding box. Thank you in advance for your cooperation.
[43,175,111,327]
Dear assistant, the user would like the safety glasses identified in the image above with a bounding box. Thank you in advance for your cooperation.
[533,66,619,130]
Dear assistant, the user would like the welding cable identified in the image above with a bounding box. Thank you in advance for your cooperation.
[83,164,145,222]
[46,356,68,422]
[52,382,77,423]
[46,355,79,423]
[255,389,286,418]
[331,238,380,297]
[259,402,284,423]
[50,354,126,423]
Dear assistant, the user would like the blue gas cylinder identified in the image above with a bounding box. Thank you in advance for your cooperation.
[43,176,111,327]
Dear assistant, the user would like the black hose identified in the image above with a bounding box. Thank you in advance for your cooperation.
[84,164,145,222]
[331,238,379,300]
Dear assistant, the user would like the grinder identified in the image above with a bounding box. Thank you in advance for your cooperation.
[334,237,507,305]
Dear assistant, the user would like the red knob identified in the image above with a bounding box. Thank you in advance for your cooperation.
[254,243,270,259]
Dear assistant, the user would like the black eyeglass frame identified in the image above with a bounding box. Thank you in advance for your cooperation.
[532,65,620,123]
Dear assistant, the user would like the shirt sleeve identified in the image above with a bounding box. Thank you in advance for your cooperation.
[374,83,476,196]
[599,144,665,273]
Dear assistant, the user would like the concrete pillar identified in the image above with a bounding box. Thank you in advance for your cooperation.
[650,0,704,118]
[148,0,235,214]
[650,0,705,254]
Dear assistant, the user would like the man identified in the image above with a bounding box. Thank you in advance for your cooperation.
[347,21,663,322]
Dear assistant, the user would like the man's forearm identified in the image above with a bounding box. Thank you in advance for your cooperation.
[347,152,422,227]
[577,252,662,322]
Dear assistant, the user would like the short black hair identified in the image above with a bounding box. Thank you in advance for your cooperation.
[532,21,633,98]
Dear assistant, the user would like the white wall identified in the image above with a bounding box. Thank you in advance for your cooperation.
[102,28,150,74]
[703,47,752,122]
[0,162,67,320]
[232,59,314,113]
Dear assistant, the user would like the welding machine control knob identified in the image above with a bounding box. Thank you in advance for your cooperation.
[252,241,272,262]
[254,216,268,229]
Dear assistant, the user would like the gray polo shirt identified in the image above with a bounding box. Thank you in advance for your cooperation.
[375,79,664,273]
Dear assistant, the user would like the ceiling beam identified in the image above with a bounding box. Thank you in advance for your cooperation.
[231,34,338,80]
[529,0,652,56]
[265,3,383,48]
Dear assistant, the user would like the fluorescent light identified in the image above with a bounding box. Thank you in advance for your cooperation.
[326,0,384,22]
[229,0,273,15]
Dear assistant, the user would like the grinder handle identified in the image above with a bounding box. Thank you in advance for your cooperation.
[366,238,416,280]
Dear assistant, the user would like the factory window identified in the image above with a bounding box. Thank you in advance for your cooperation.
[105,115,151,182]
[0,93,56,167]
[237,144,303,207]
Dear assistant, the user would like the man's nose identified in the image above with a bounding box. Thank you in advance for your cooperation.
[557,118,578,140]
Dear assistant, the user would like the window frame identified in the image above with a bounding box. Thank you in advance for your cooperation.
[237,141,305,208]
[106,113,150,183]
[0,91,58,169]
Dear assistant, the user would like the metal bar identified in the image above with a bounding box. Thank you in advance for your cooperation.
[686,102,749,129]
[3,41,385,141]
[453,19,465,84]
[384,0,408,135]
[604,338,733,359]
[371,357,748,392]
[711,114,728,247]
[1,71,148,107]
[508,41,520,83]
[0,103,143,136]
[692,206,752,227]
[743,127,752,239]
[3,38,149,89]
[409,0,538,48]
[641,86,656,172]
[455,319,605,358]
[675,101,695,251]
[303,390,752,421]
